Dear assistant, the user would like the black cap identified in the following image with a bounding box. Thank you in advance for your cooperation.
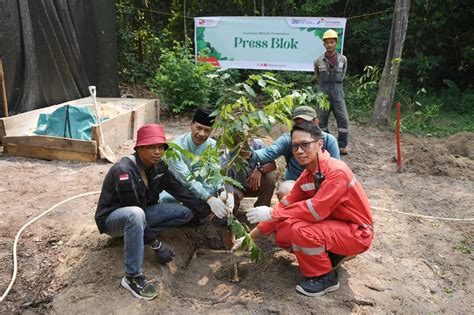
[193,108,215,127]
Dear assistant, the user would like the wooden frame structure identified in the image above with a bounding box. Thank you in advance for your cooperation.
[0,97,159,162]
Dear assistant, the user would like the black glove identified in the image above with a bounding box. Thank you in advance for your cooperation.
[151,241,175,265]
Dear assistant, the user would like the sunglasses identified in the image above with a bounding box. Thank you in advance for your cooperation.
[290,140,318,152]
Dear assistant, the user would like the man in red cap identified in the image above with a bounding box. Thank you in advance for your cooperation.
[95,124,210,300]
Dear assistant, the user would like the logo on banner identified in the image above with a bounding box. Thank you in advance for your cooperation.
[322,19,342,26]
[287,17,343,28]
[195,18,220,27]
[289,18,317,26]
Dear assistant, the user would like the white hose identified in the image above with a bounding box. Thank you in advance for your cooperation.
[0,191,101,302]
[371,205,474,222]
[1,193,472,302]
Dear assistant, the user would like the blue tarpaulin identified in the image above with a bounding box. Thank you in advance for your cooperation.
[34,105,98,140]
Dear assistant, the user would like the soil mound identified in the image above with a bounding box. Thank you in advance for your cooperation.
[404,132,474,179]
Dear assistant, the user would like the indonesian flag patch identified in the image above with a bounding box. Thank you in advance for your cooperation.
[119,173,129,181]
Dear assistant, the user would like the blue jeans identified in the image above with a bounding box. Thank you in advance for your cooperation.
[104,203,193,276]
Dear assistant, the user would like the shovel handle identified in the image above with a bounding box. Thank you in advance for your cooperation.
[88,85,96,98]
[88,85,105,145]
[0,58,8,117]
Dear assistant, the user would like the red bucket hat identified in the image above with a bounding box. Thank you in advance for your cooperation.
[135,124,169,150]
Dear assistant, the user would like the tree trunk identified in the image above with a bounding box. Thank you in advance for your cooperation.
[371,0,410,126]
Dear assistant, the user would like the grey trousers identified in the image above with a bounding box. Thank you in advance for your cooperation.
[318,98,349,148]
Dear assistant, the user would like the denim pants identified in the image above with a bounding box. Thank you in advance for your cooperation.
[104,202,193,276]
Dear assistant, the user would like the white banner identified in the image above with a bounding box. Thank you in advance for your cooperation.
[195,16,347,71]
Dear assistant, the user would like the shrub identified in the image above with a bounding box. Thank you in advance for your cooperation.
[147,42,214,113]
[345,65,380,124]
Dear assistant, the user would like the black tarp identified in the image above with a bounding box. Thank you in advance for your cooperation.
[0,0,119,116]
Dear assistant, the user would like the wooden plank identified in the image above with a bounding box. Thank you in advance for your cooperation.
[93,111,133,151]
[2,135,97,154]
[132,103,146,140]
[1,106,59,137]
[0,97,156,137]
[144,99,160,124]
[1,98,158,158]
[2,135,97,162]
[0,97,93,137]
[130,110,136,140]
[0,97,120,137]
[130,99,160,139]
[91,126,101,159]
[0,119,5,145]
[3,144,97,162]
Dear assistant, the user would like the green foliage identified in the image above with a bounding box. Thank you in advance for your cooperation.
[272,71,314,90]
[345,65,381,124]
[443,287,454,295]
[393,82,474,136]
[399,102,442,134]
[401,0,473,88]
[345,66,473,136]
[164,142,243,189]
[206,68,241,107]
[452,243,471,254]
[212,72,327,173]
[116,0,162,83]
[395,86,441,134]
[227,216,263,262]
[147,42,214,113]
[117,0,473,91]
[164,73,320,262]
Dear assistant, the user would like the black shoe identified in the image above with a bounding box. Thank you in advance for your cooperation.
[328,253,356,270]
[121,274,157,300]
[296,270,339,297]
[151,241,175,265]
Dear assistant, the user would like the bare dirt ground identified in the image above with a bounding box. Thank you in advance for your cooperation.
[1,115,473,314]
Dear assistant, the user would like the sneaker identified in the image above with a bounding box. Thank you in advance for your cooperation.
[296,270,339,297]
[328,253,356,270]
[339,147,348,155]
[121,274,157,300]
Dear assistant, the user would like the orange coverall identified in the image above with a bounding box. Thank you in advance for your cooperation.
[257,150,373,277]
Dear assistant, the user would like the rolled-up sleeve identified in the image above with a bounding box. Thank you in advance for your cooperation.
[251,134,289,164]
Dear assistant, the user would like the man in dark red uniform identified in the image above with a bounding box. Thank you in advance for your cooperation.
[234,122,373,297]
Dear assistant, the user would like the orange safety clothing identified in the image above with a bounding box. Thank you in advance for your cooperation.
[257,150,373,277]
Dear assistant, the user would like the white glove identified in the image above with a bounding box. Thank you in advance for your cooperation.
[219,191,235,214]
[207,196,229,219]
[246,206,273,224]
[231,236,245,253]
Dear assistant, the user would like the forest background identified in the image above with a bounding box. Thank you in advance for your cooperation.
[116,0,473,136]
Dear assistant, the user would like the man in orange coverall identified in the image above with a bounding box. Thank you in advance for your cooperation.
[232,122,373,297]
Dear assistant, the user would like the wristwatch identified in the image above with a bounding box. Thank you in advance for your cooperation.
[256,162,264,174]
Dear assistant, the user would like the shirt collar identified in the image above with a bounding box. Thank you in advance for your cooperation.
[302,150,331,176]
[133,152,146,172]
[186,132,204,150]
